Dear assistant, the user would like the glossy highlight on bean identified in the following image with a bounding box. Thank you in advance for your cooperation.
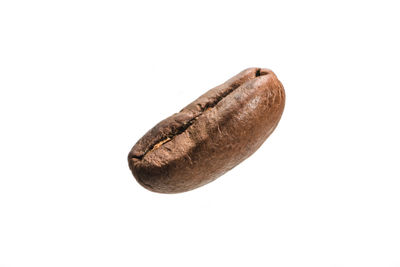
[128,67,285,193]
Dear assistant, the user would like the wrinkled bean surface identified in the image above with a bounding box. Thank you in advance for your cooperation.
[128,68,285,193]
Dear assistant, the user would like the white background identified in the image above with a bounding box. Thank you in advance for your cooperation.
[1,0,399,266]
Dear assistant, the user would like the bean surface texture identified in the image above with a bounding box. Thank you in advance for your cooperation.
[128,67,285,193]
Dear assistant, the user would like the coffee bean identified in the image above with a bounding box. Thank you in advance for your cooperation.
[128,68,285,193]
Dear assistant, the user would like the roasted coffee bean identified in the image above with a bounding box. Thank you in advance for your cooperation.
[128,67,285,193]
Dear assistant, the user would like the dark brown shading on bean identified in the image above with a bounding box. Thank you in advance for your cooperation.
[128,67,285,193]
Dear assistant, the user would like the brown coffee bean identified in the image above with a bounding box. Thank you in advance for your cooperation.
[128,67,285,193]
